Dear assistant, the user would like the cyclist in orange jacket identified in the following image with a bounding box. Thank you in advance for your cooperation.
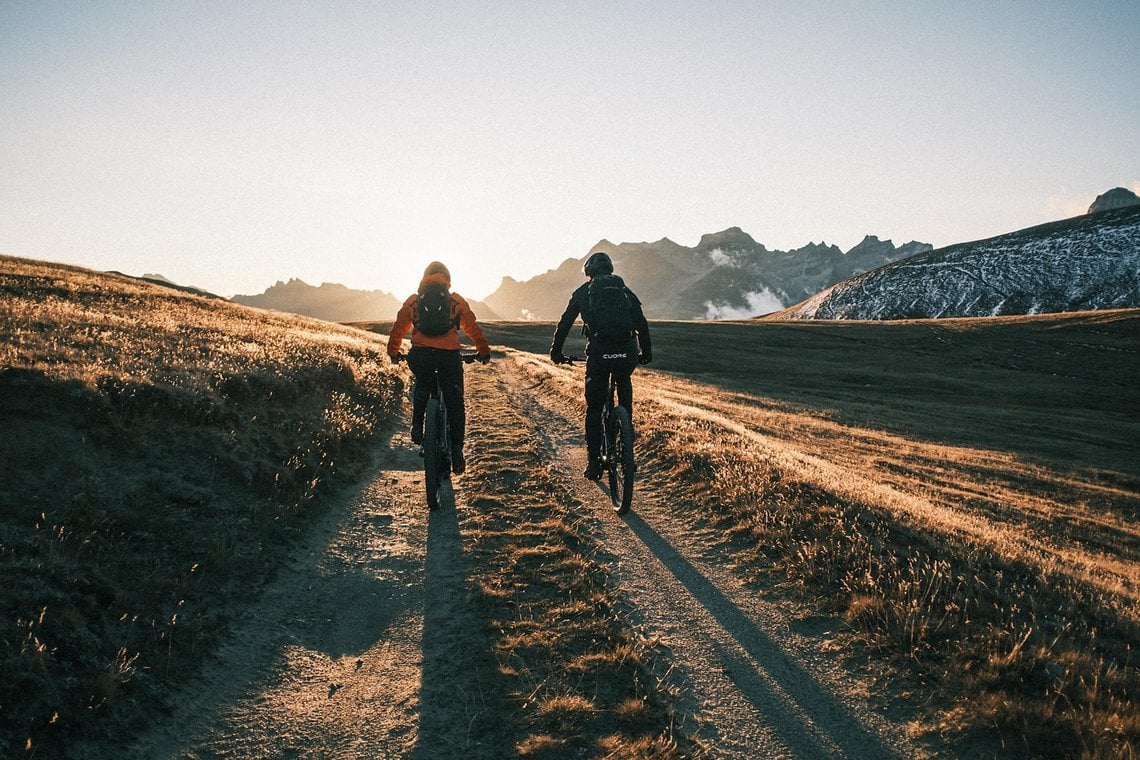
[387,261,491,474]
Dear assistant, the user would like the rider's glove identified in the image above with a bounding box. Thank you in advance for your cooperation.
[639,349,652,365]
[477,353,491,365]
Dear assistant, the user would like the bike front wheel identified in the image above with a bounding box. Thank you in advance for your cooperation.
[609,405,635,514]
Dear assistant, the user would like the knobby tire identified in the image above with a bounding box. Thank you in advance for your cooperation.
[610,405,635,514]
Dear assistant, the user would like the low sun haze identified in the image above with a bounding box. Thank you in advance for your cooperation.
[2,1,1137,300]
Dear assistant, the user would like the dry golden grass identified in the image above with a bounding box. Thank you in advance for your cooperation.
[1,256,402,755]
[636,406,1139,758]
[495,313,1140,759]
[517,733,566,755]
[460,372,695,758]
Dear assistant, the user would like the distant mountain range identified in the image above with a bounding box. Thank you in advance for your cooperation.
[224,187,1140,324]
[1089,186,1140,214]
[482,229,931,320]
[227,231,929,323]
[230,278,504,322]
[776,196,1140,321]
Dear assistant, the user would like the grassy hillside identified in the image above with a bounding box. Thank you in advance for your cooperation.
[1,256,403,755]
[470,313,1140,756]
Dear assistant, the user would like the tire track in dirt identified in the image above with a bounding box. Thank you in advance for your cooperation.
[500,351,916,759]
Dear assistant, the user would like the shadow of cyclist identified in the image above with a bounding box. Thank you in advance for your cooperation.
[413,500,510,758]
[622,511,899,759]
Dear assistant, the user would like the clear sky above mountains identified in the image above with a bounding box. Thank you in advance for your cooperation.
[2,1,1138,300]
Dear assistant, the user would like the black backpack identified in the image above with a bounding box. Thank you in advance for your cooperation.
[415,282,457,336]
[582,274,634,342]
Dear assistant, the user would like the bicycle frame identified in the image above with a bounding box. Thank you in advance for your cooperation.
[565,356,636,514]
[400,351,480,511]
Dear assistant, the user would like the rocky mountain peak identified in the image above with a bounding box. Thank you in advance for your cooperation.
[697,227,759,251]
[845,235,890,255]
[1088,187,1140,214]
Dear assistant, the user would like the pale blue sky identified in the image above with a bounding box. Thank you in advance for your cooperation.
[2,1,1138,300]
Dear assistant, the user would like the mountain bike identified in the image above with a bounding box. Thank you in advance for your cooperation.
[398,352,482,510]
[566,356,635,515]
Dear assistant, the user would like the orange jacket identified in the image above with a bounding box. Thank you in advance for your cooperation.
[387,272,492,357]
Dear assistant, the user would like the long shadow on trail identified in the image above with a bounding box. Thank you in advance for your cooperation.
[623,512,899,760]
[413,493,511,759]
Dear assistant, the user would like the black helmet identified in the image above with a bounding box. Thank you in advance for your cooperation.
[584,251,613,277]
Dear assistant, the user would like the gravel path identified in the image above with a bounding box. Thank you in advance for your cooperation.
[120,352,921,759]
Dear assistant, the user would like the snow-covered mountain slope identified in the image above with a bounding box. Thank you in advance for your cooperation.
[775,205,1140,320]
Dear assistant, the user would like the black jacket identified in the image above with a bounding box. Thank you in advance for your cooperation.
[550,275,651,358]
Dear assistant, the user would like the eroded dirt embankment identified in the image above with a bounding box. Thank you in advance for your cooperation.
[115,352,918,759]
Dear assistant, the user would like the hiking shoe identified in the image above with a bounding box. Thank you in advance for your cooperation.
[584,459,603,481]
[451,446,466,475]
[411,426,423,445]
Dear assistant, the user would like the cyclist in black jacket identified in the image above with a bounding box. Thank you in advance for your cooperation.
[550,251,652,480]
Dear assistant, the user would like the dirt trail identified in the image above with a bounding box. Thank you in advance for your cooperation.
[497,360,911,758]
[120,352,918,759]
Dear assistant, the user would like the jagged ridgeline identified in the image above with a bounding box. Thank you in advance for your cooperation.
[483,228,930,320]
[231,278,406,323]
[226,187,1139,324]
[225,231,928,324]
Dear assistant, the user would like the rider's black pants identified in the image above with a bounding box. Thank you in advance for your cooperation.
[584,348,638,460]
[407,347,465,450]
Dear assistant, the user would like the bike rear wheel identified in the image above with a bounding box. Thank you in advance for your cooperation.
[609,405,635,514]
[423,397,445,510]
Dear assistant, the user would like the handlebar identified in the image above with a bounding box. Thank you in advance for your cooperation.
[393,351,489,365]
[556,352,650,367]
